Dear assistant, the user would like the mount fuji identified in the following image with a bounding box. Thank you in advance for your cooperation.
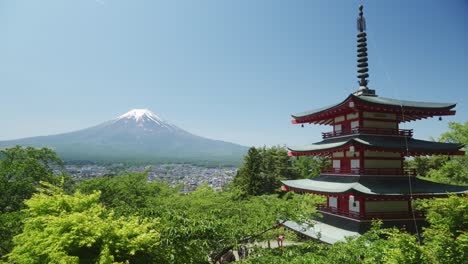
[0,109,248,166]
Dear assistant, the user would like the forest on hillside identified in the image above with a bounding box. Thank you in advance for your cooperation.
[0,122,466,263]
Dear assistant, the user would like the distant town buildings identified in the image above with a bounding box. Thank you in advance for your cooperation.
[63,163,237,192]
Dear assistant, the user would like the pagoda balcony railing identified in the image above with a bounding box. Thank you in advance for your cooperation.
[321,168,417,177]
[317,204,425,220]
[322,127,413,139]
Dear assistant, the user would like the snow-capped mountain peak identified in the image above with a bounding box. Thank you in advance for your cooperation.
[116,109,179,131]
[118,109,164,122]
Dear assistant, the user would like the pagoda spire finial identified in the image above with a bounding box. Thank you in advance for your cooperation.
[357,5,369,87]
[354,5,377,96]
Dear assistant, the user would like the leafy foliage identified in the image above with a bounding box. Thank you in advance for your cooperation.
[405,155,446,178]
[232,146,299,195]
[0,211,23,258]
[439,122,468,144]
[406,121,467,185]
[152,187,321,263]
[426,156,468,185]
[293,156,330,179]
[78,171,174,216]
[7,183,160,263]
[417,196,468,264]
[0,146,66,213]
[0,146,70,257]
[78,172,322,263]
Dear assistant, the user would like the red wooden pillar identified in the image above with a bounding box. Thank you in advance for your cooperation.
[359,197,365,218]
[358,110,363,127]
[341,195,349,215]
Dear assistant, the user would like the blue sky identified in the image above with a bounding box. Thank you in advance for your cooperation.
[0,0,467,147]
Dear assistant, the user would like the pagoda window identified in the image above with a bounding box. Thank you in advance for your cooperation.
[329,196,338,208]
[349,195,360,213]
[332,160,341,169]
[333,152,344,158]
[334,124,342,133]
[334,116,345,123]
[347,112,359,120]
[350,120,359,130]
[363,112,397,120]
[346,151,359,157]
[350,159,360,169]
[362,120,397,129]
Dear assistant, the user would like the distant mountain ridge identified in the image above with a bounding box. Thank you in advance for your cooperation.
[0,109,248,166]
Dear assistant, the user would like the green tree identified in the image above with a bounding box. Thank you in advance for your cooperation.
[0,211,23,258]
[418,195,468,264]
[293,156,330,179]
[426,158,468,185]
[0,146,65,212]
[233,147,264,195]
[405,122,467,185]
[147,185,321,263]
[78,171,175,216]
[0,146,69,257]
[7,183,160,264]
[439,122,468,144]
[78,170,322,263]
[258,146,297,194]
[233,146,298,196]
[426,122,468,185]
[405,155,446,177]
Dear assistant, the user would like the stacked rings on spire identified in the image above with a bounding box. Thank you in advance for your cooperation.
[357,5,369,86]
[357,32,369,79]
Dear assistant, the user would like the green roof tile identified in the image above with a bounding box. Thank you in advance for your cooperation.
[282,176,468,195]
[292,94,456,119]
[288,135,464,153]
[357,95,456,109]
[282,220,360,244]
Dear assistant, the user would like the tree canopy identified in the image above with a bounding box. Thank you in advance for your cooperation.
[0,146,65,213]
[0,146,69,257]
[232,146,299,196]
[7,183,161,264]
[407,121,468,185]
[76,172,322,263]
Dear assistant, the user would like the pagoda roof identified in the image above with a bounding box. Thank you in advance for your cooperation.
[281,175,468,196]
[357,95,456,109]
[292,94,456,124]
[282,220,360,244]
[288,135,464,156]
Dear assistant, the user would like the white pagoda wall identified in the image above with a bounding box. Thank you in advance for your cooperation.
[362,111,397,120]
[362,120,397,129]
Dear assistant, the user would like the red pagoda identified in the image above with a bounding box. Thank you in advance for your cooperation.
[281,5,467,243]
